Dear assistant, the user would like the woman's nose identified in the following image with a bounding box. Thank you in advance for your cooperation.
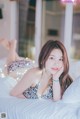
[54,61,58,66]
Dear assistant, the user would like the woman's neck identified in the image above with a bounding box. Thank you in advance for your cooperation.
[42,68,52,81]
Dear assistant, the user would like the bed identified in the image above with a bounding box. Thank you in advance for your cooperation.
[0,58,80,119]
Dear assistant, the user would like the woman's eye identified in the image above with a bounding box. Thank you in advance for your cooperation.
[49,57,54,59]
[59,59,63,61]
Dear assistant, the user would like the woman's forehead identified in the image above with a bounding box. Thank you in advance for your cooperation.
[50,49,63,57]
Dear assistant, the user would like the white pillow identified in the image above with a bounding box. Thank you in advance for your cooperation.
[62,76,80,103]
[69,60,80,80]
[0,76,17,97]
[3,76,17,89]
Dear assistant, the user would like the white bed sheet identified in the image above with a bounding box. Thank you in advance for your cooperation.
[0,78,80,119]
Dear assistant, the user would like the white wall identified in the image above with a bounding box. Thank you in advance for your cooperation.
[0,0,11,39]
[0,0,19,58]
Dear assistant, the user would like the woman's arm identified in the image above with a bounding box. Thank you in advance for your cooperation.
[53,79,61,101]
[10,68,35,97]
[52,67,64,101]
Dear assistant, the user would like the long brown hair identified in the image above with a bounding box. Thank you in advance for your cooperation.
[38,40,73,94]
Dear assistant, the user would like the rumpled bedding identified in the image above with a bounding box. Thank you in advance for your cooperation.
[0,77,80,119]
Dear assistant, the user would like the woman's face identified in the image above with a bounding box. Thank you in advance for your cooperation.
[45,49,64,75]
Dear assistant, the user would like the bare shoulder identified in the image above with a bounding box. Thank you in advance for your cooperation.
[21,67,42,84]
[24,67,40,78]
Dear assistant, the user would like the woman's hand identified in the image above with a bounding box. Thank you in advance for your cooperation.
[52,66,64,80]
[52,66,64,101]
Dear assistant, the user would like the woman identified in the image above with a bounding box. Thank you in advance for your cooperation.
[0,39,21,66]
[10,40,73,101]
[0,39,34,80]
[0,39,22,75]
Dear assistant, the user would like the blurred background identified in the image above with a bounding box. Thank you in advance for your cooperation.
[0,0,80,63]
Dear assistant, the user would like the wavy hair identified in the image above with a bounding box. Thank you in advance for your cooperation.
[38,40,73,94]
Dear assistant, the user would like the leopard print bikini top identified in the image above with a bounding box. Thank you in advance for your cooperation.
[23,79,53,99]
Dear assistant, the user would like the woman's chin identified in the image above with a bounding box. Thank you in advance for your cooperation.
[51,70,58,75]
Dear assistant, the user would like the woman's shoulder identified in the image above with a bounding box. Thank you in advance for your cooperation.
[25,67,41,78]
[22,67,42,83]
[27,67,40,74]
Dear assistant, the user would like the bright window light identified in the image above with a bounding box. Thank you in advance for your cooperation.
[61,0,75,2]
[61,0,80,4]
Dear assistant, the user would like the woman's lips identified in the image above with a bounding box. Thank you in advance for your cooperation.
[51,68,59,71]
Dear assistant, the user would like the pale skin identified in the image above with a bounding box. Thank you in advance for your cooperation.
[45,49,64,101]
[10,49,64,101]
[0,39,20,64]
[0,39,24,76]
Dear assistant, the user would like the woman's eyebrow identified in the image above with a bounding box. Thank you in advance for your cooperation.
[49,55,55,57]
[49,55,54,56]
[49,55,63,57]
